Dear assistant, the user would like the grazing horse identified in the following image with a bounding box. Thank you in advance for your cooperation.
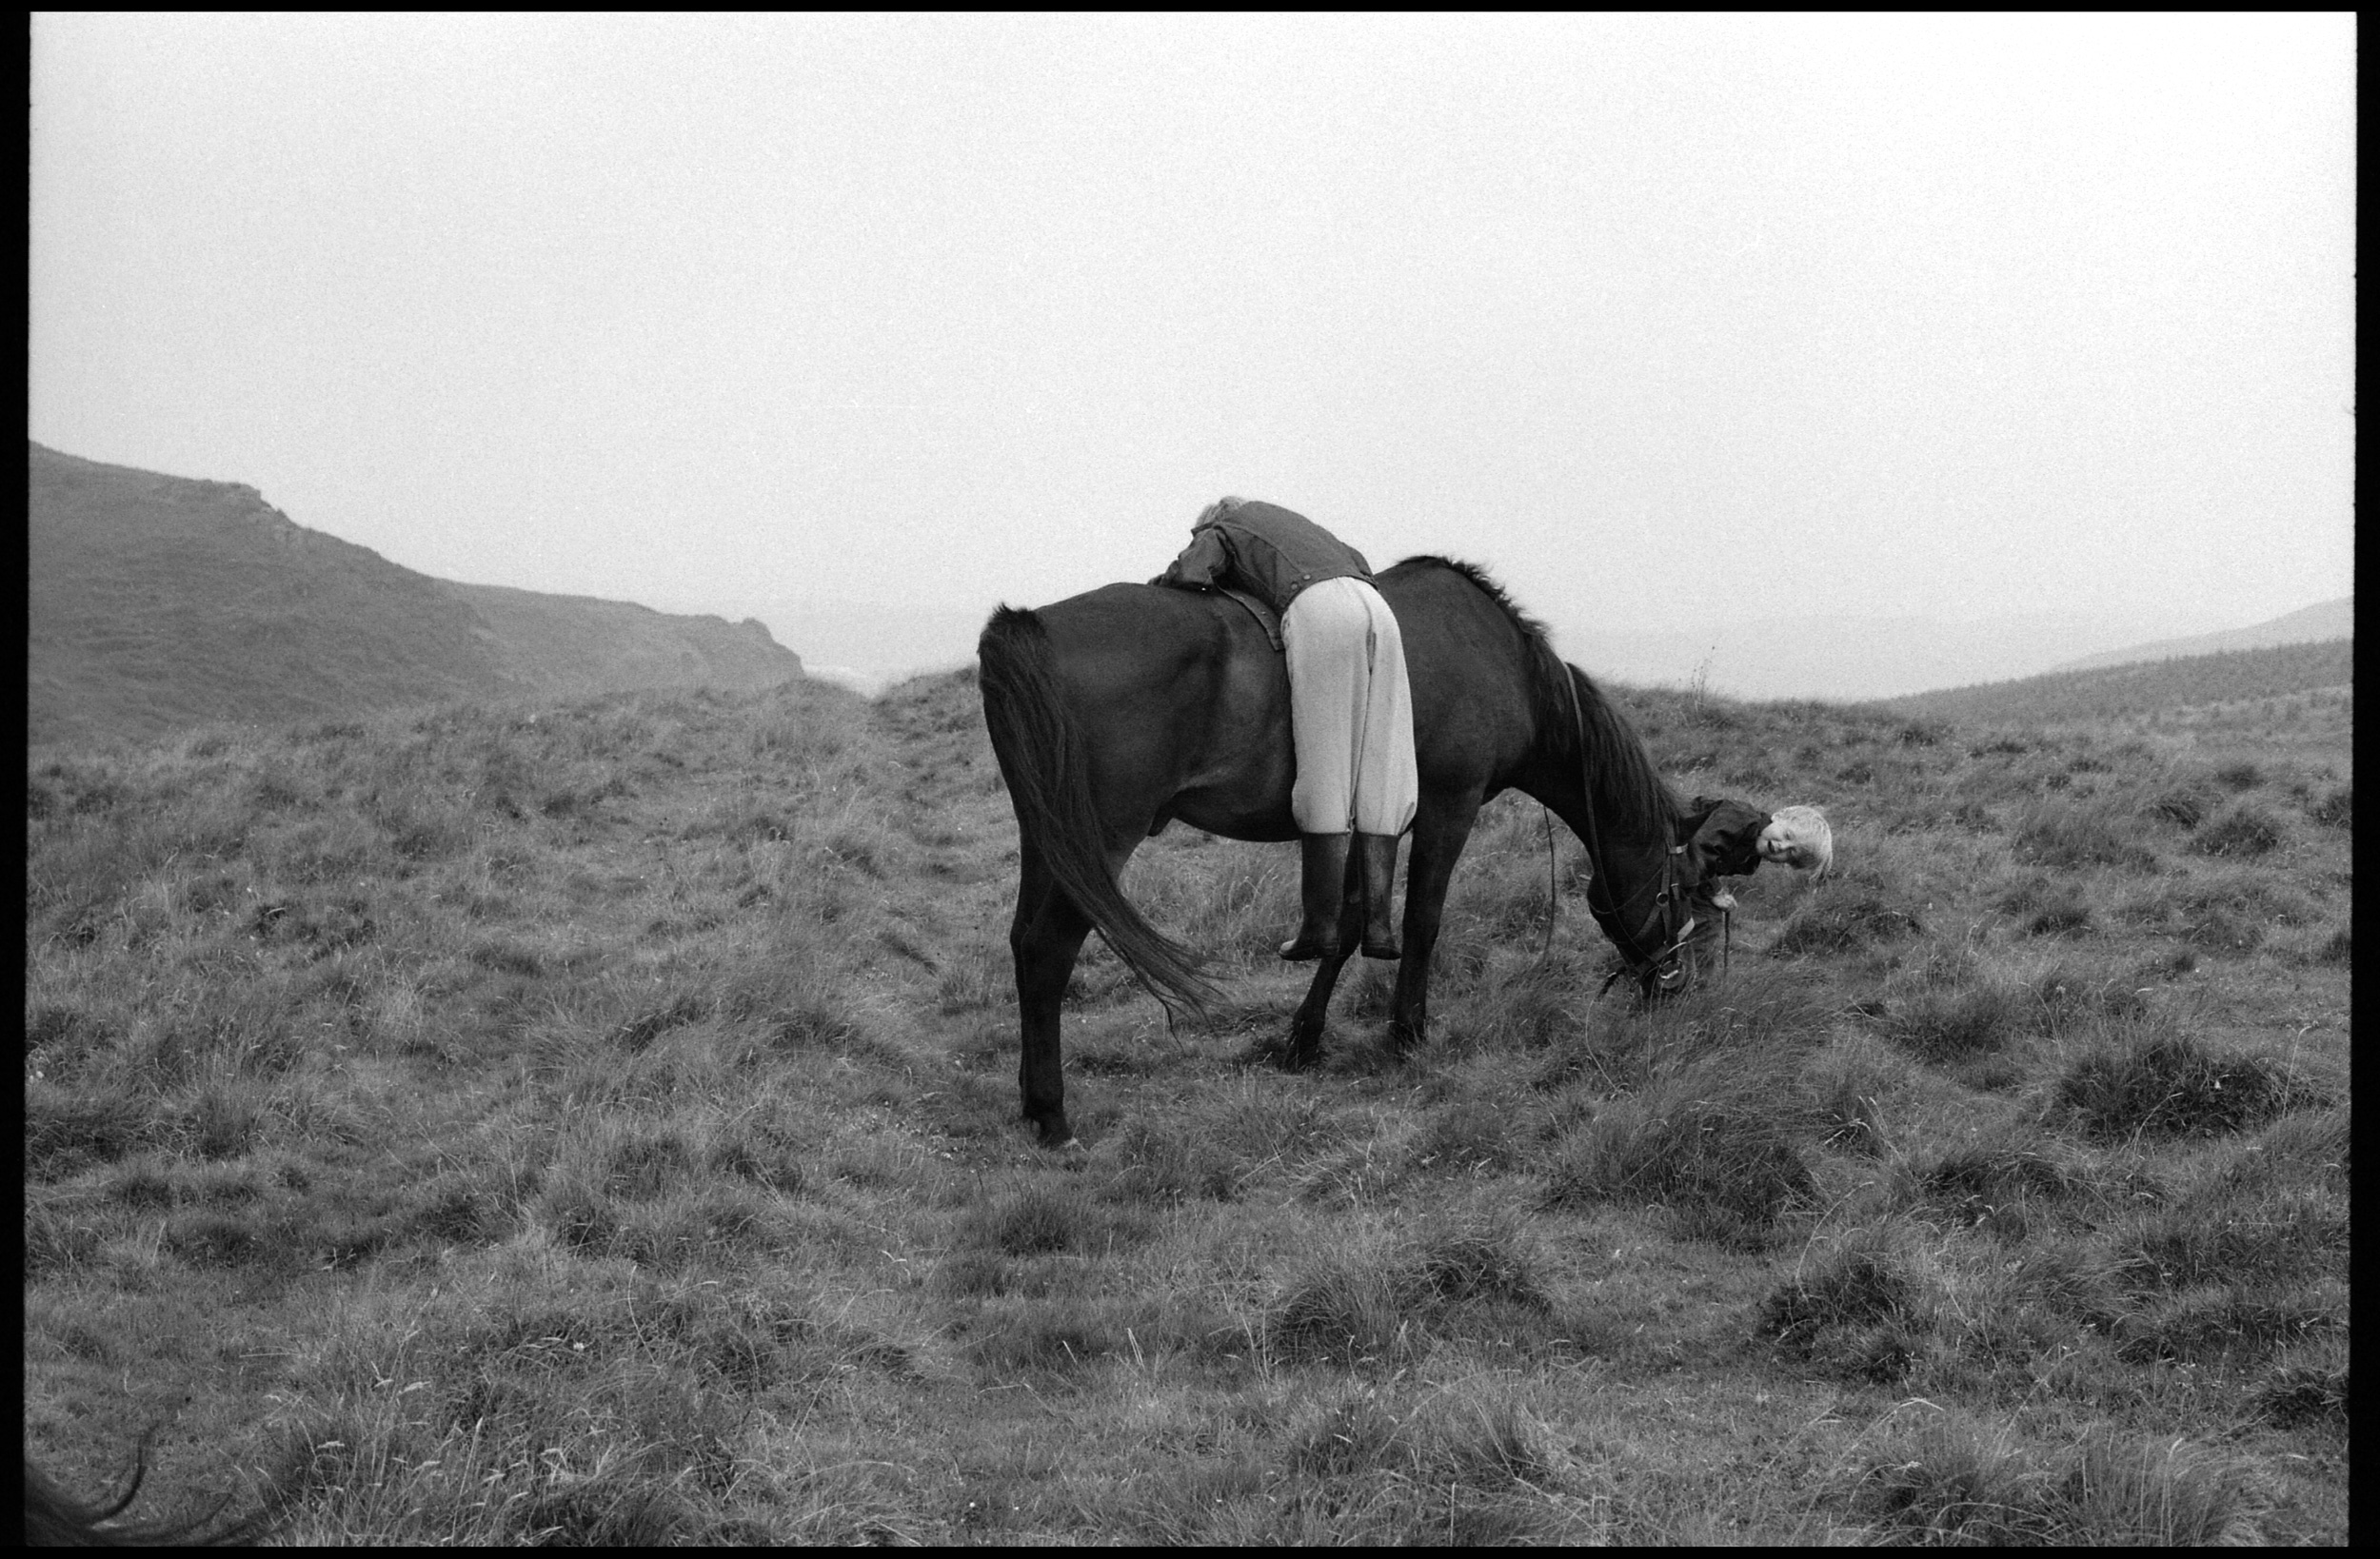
[979,555,1816,1148]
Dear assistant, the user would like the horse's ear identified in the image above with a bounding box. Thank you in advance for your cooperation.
[1684,799,1772,878]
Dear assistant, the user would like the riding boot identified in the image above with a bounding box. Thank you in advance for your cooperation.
[1358,832,1402,959]
[1279,833,1351,960]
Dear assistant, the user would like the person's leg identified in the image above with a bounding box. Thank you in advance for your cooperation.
[1280,582,1368,958]
[1348,582,1418,957]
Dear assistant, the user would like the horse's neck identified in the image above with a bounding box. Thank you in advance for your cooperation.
[1522,757,1669,918]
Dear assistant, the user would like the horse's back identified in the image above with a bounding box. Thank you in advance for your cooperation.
[1021,584,1299,840]
[1002,563,1537,833]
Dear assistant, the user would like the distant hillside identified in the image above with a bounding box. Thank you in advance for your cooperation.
[29,442,802,746]
[2050,598,2352,673]
[1875,638,2352,727]
[440,581,799,702]
[647,594,994,692]
[1551,606,2234,702]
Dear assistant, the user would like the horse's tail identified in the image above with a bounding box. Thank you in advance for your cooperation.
[978,605,1216,1019]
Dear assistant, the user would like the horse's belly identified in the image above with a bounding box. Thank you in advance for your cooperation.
[1170,752,1299,842]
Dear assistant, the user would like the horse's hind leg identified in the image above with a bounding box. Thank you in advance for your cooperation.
[1011,844,1094,1147]
[1283,852,1366,1070]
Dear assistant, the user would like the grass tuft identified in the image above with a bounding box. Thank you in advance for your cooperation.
[1770,888,1921,955]
[2192,802,2286,858]
[1265,1254,1426,1369]
[2114,1281,2342,1364]
[2013,798,2158,871]
[26,1082,158,1179]
[1879,984,2020,1064]
[2256,1354,2349,1428]
[2054,1032,2311,1141]
[1759,1227,1923,1380]
[1541,1057,1814,1243]
[1854,1416,2255,1544]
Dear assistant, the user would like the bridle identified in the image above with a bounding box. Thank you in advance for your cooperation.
[1557,662,1719,999]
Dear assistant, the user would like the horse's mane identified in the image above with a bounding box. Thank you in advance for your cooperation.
[1385,556,1684,838]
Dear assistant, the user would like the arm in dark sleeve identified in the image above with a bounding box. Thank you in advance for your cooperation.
[1154,528,1231,590]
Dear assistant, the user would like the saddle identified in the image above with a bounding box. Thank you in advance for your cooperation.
[1220,587,1284,652]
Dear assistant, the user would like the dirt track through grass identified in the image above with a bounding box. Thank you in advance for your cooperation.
[24,667,2349,1542]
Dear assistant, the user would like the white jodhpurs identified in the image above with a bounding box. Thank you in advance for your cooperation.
[1282,577,1418,837]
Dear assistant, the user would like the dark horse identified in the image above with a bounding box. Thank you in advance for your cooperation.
[979,556,1789,1148]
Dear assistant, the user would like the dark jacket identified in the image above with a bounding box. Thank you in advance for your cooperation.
[1155,500,1373,614]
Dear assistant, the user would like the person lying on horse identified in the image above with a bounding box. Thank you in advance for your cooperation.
[1153,497,1417,962]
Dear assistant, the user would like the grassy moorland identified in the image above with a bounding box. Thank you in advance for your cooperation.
[1883,637,2351,735]
[24,661,2349,1543]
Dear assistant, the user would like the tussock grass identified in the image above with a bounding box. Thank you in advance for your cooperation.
[2121,1162,2347,1294]
[24,662,2348,1542]
[2013,796,2159,872]
[1879,982,2025,1064]
[1265,1250,1430,1369]
[1812,1060,1893,1157]
[2053,1031,2316,1142]
[1851,1413,2257,1544]
[2026,963,2150,1034]
[2305,783,2350,828]
[1098,1115,1245,1206]
[1260,1211,1557,1369]
[2113,1278,2344,1365]
[1770,885,1922,955]
[2255,1343,2349,1429]
[1541,1052,1815,1244]
[1907,1129,2079,1241]
[1408,1096,1522,1173]
[2192,801,2286,858]
[1759,1224,1925,1381]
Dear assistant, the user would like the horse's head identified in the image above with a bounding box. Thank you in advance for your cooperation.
[1613,798,1831,998]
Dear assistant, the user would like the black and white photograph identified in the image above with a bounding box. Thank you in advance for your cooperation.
[28,13,2350,1543]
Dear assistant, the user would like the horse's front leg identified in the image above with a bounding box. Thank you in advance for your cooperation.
[1010,845,1094,1147]
[1282,851,1366,1071]
[1388,792,1481,1055]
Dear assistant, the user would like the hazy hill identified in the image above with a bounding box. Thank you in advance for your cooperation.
[648,594,993,694]
[28,442,802,745]
[2049,597,2352,673]
[1553,606,2254,702]
[1876,638,2352,728]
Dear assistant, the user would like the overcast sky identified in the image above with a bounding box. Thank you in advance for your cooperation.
[30,13,2355,645]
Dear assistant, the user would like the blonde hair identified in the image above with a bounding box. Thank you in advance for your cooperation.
[1761,805,1834,880]
[1193,496,1245,528]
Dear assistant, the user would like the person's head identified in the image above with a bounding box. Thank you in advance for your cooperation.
[1192,496,1245,531]
[1758,804,1834,880]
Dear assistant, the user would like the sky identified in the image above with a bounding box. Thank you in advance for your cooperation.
[30,13,2356,678]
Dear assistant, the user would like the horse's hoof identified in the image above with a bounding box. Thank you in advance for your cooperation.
[1279,935,1338,961]
[1279,1044,1319,1074]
